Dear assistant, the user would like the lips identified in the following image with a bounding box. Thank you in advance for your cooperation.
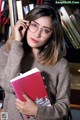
[31,38,39,43]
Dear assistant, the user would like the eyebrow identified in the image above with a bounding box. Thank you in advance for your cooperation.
[33,21,53,30]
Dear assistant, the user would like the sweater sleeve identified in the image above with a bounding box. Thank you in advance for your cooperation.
[36,59,70,120]
[0,41,24,93]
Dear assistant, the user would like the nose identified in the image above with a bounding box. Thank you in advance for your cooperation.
[35,29,42,38]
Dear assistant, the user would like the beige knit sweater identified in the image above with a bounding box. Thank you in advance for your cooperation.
[0,41,70,120]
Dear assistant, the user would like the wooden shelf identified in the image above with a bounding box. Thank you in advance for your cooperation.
[70,104,80,109]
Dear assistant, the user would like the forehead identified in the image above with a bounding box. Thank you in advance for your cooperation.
[34,16,53,28]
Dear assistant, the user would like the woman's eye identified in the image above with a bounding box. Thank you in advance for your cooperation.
[31,23,37,27]
[44,29,50,34]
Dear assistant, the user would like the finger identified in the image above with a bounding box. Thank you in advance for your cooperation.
[16,105,21,110]
[22,20,30,25]
[22,27,27,35]
[19,19,29,23]
[23,94,33,103]
[16,102,25,111]
[16,22,27,30]
[17,106,22,113]
[15,98,25,106]
[23,94,30,101]
[16,20,29,27]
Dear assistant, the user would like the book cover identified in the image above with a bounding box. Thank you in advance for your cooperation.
[10,68,51,106]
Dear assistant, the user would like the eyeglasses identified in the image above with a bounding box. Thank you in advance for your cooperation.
[28,21,53,38]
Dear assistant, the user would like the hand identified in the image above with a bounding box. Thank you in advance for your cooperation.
[12,20,29,42]
[15,94,38,116]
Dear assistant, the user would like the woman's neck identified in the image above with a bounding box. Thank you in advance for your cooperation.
[32,48,39,58]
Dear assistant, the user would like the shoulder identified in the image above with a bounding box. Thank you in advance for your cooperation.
[0,44,8,56]
[0,44,5,51]
[57,57,68,67]
[57,57,68,66]
[42,58,69,75]
[52,58,69,72]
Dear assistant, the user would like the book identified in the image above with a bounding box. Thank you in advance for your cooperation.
[70,14,80,35]
[1,0,5,12]
[12,0,18,24]
[74,14,80,27]
[23,4,35,15]
[0,0,2,24]
[10,68,51,106]
[61,20,80,49]
[8,0,15,30]
[59,6,80,44]
[16,0,23,20]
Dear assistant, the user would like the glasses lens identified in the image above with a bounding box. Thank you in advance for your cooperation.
[41,28,53,38]
[29,22,38,33]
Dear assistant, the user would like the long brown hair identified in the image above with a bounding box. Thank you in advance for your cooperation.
[5,4,66,65]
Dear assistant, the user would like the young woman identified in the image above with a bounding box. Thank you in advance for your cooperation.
[0,4,70,120]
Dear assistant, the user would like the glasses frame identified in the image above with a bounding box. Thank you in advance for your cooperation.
[28,21,53,38]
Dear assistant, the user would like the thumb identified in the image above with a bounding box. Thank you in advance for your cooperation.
[23,94,31,101]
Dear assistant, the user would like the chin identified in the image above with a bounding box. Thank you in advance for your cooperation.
[28,43,36,48]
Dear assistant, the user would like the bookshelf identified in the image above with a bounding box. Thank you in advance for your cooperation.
[0,0,80,109]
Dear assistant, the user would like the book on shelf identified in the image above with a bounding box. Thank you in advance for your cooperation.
[62,24,74,49]
[12,0,18,24]
[10,67,51,106]
[23,3,35,15]
[74,14,80,27]
[62,20,80,49]
[8,0,15,29]
[0,0,2,24]
[64,34,74,49]
[59,6,80,44]
[1,0,5,12]
[16,0,23,20]
[70,14,80,35]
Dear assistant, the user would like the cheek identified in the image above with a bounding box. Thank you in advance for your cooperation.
[39,38,49,47]
[42,35,51,44]
[26,30,32,45]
